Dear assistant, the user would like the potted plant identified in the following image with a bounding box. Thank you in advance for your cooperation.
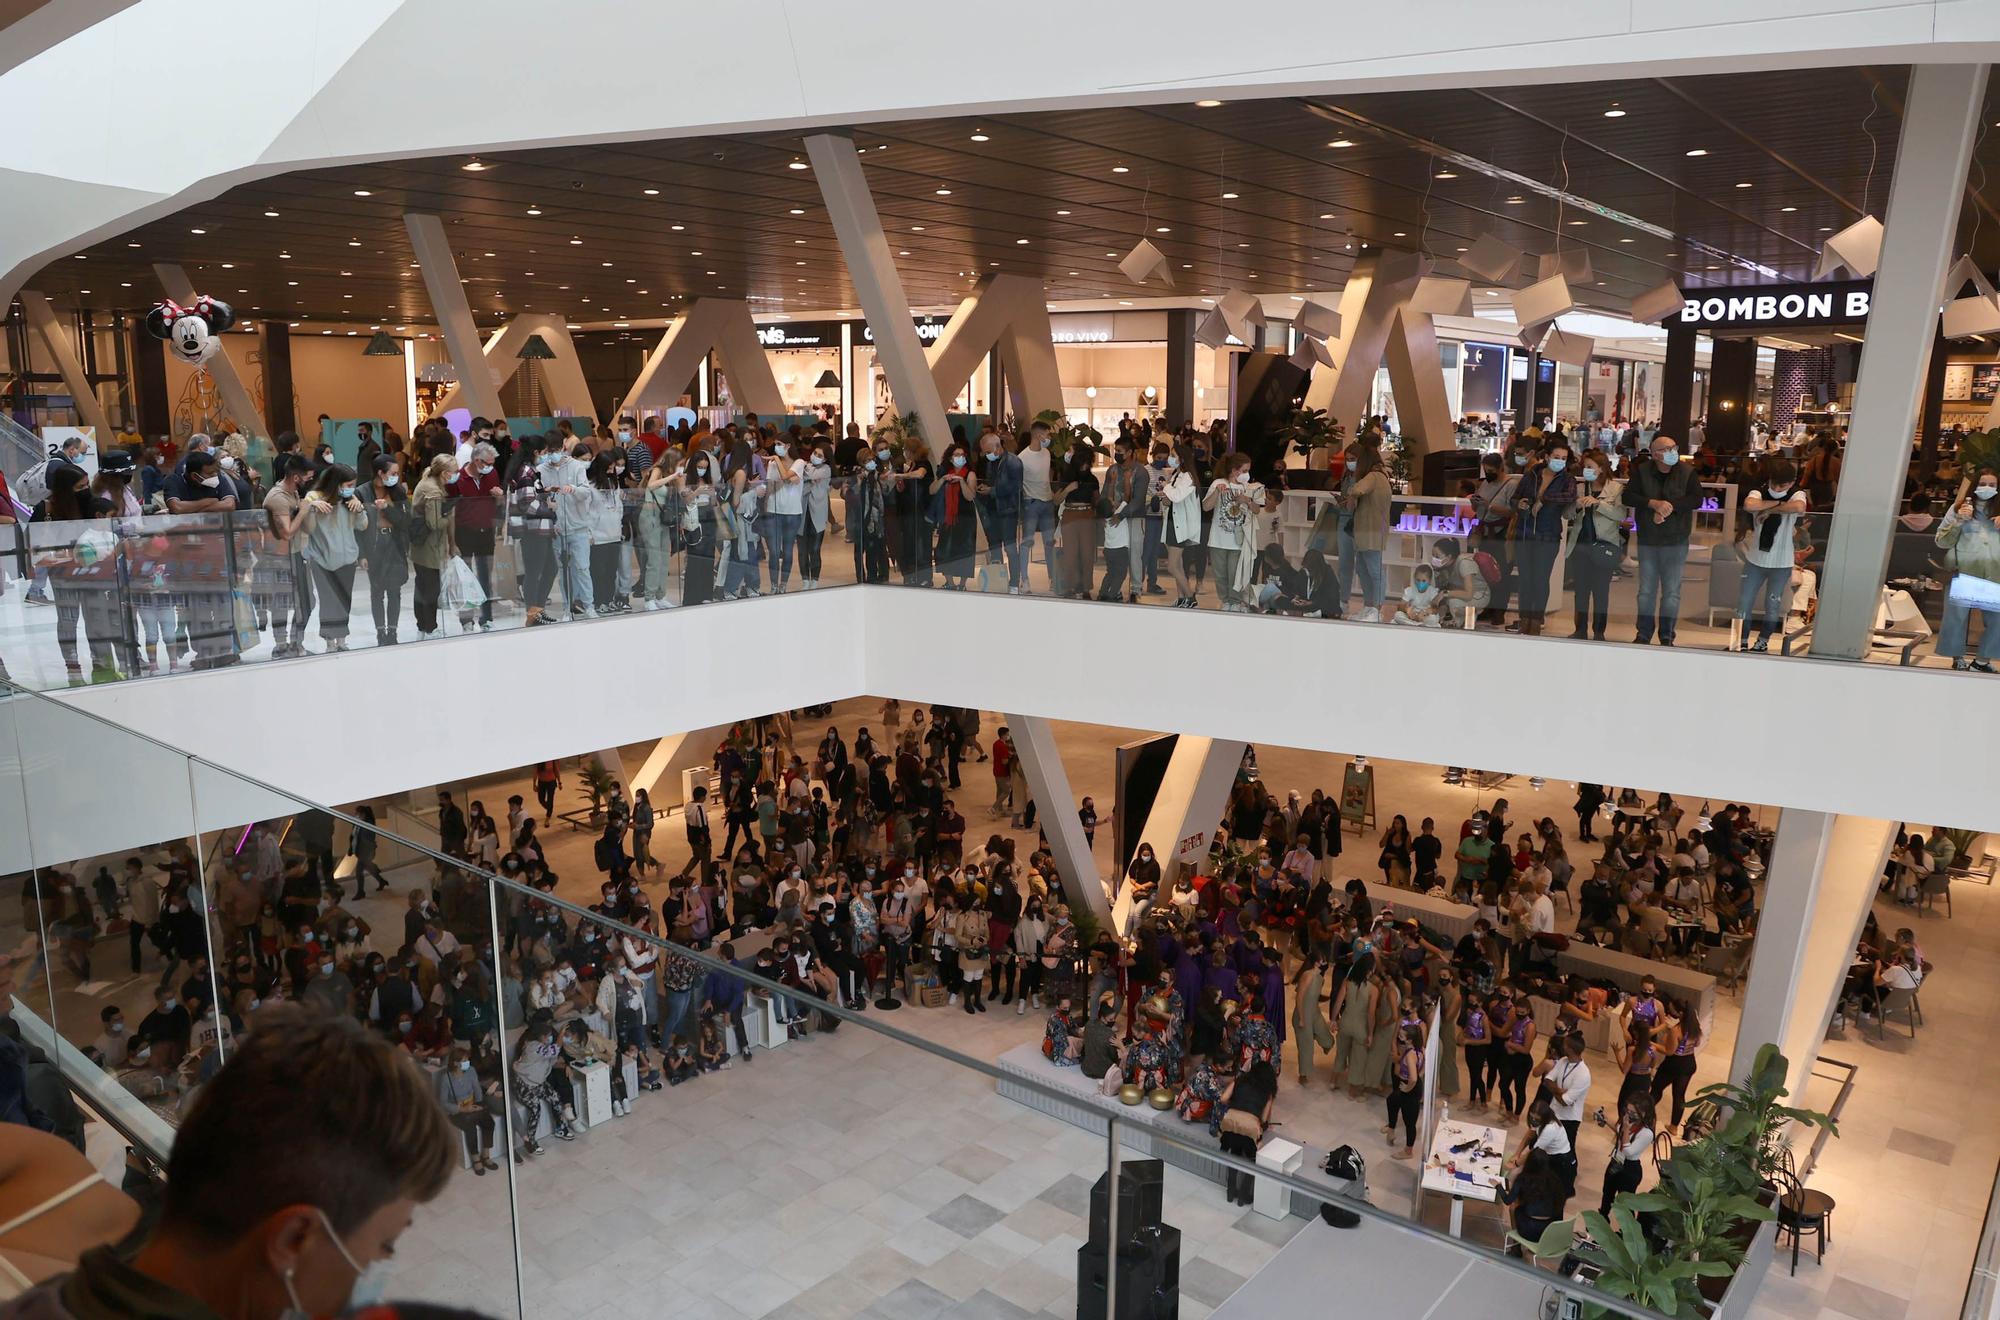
[575,758,617,826]
[1274,407,1345,488]
[1516,1205,1720,1319]
[1623,1144,1776,1303]
[1032,408,1101,463]
[871,409,926,459]
[1694,1042,1837,1194]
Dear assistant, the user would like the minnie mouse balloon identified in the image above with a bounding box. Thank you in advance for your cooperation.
[144,294,236,365]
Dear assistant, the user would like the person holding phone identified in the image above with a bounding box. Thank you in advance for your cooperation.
[1936,466,2000,671]
[1597,1094,1657,1214]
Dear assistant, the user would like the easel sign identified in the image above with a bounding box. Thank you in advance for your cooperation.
[1340,763,1376,834]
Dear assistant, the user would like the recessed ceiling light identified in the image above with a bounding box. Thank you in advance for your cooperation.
[1567,219,1587,225]
[1735,182,1753,189]
[287,280,298,286]
[787,160,809,170]
[691,250,702,255]
[1684,149,1707,157]
[570,237,582,245]
[1155,226,1171,234]
[353,189,372,196]
[1434,171,1457,179]
[1194,99,1223,108]
[601,261,613,267]
[1182,263,1193,268]
[525,207,542,216]
[1111,165,1130,174]
[126,241,140,248]
[189,227,205,234]
[794,238,806,245]
[1327,139,1354,148]
[1780,205,1798,212]
[969,131,989,142]
[220,262,233,269]
[1016,238,1030,245]
[262,210,279,218]
[1484,290,1501,296]
[1237,242,1250,248]
[1393,231,1406,237]
[1818,226,1833,232]
[1505,196,1524,204]
[669,224,685,232]
[1319,212,1336,220]
[349,239,363,246]
[461,159,491,171]
[911,226,925,232]
[1619,237,1635,243]
[1456,247,1468,252]
[788,208,805,216]
[898,250,911,256]
[935,188,952,196]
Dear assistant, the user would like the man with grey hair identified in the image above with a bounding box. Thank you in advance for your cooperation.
[449,439,504,630]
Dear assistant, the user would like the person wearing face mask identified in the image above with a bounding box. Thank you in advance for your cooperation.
[434,1045,498,1175]
[583,451,630,614]
[760,434,805,592]
[798,443,834,590]
[634,449,685,611]
[720,454,768,600]
[446,441,503,631]
[407,454,458,641]
[1470,451,1522,626]
[5,1006,455,1320]
[351,455,413,648]
[1623,434,1701,646]
[1341,436,1393,621]
[1733,457,1808,652]
[1507,441,1577,635]
[885,443,934,587]
[1050,442,1100,600]
[971,427,1025,592]
[844,444,891,584]
[1018,421,1060,592]
[539,440,597,620]
[156,449,242,668]
[295,463,368,653]
[1936,465,2000,672]
[257,454,319,658]
[1154,442,1203,607]
[1095,438,1150,602]
[678,450,726,606]
[1203,453,1266,611]
[508,434,560,626]
[1566,452,1627,640]
[929,442,979,589]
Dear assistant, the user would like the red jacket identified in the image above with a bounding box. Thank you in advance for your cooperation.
[449,467,503,531]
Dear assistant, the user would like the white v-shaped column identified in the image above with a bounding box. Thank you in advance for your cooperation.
[927,272,1063,423]
[1302,249,1451,462]
[435,312,599,423]
[405,212,505,421]
[620,299,785,420]
[17,291,110,434]
[155,263,268,439]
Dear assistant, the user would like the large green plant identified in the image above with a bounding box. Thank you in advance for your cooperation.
[1273,407,1344,460]
[1956,427,2000,493]
[1623,1143,1775,1273]
[1031,408,1101,462]
[1694,1041,1837,1189]
[1517,1205,1722,1319]
[574,759,617,824]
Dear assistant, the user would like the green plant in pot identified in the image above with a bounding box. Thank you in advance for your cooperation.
[1695,1041,1837,1193]
[574,758,617,826]
[1515,1205,1721,1319]
[1031,408,1100,463]
[872,409,926,459]
[1626,1142,1776,1276]
[1274,407,1345,468]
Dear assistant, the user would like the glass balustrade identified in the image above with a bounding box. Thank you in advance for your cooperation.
[0,463,1983,688]
[0,674,1740,1320]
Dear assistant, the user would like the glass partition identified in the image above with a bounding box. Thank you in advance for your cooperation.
[0,676,1721,1320]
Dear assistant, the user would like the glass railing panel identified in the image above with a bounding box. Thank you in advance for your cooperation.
[184,756,524,1320]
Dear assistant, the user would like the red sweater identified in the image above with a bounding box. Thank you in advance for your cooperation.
[449,468,503,530]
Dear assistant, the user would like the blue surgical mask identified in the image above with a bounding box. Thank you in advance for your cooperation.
[1978,486,1998,502]
[951,455,966,469]
[864,459,879,472]
[1546,458,1567,473]
[1657,450,1680,467]
[1580,468,1600,482]
[337,486,355,500]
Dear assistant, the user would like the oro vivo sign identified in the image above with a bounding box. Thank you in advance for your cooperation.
[1673,279,1872,331]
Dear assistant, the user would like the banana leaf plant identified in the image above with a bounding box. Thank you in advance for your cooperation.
[1693,1042,1836,1191]
[574,758,618,825]
[1031,408,1101,462]
[1623,1143,1776,1273]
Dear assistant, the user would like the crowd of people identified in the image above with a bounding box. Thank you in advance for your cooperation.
[6,406,1994,684]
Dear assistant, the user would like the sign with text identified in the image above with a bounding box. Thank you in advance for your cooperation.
[1672,280,1872,331]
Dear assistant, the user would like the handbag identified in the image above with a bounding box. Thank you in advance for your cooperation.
[1220,1107,1263,1140]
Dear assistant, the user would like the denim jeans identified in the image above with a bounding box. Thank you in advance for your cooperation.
[1335,525,1358,611]
[553,529,592,615]
[1513,538,1559,622]
[763,511,801,585]
[1021,499,1058,593]
[1937,597,2000,661]
[977,502,1022,587]
[1735,561,1791,640]
[1140,515,1164,587]
[1633,540,1691,644]
[1353,548,1384,610]
[724,546,762,596]
[659,987,694,1045]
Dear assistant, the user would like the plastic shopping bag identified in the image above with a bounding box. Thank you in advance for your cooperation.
[442,555,487,610]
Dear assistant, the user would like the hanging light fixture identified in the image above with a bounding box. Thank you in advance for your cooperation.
[516,334,557,360]
[362,331,401,356]
[814,369,840,389]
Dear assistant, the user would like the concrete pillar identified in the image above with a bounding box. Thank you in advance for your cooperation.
[1304,250,1426,430]
[1003,715,1113,932]
[154,264,269,438]
[1705,337,1757,453]
[1812,63,1989,661]
[1383,307,1452,466]
[405,213,506,421]
[129,319,168,436]
[629,726,731,808]
[1732,810,1897,1097]
[17,291,110,434]
[1660,321,1697,443]
[1115,737,1246,934]
[805,132,954,457]
[260,322,297,438]
[622,299,784,421]
[927,273,1063,426]
[1165,309,1196,430]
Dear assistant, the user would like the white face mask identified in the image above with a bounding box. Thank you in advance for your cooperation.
[774,444,788,459]
[618,430,632,441]
[381,474,400,488]
[219,455,238,471]
[198,474,221,489]
[1977,486,1998,502]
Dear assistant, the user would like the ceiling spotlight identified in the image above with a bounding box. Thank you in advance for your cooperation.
[1603,107,1626,118]
[1735,182,1753,189]
[1111,165,1130,173]
[1155,226,1171,233]
[1434,170,1457,179]
[461,159,491,171]
[349,239,362,246]
[353,189,372,196]
[1567,219,1588,225]
[1194,99,1223,108]
[263,210,279,218]
[911,226,925,232]
[1780,205,1798,212]
[787,159,809,171]
[189,227,206,234]
[220,262,234,269]
[1327,139,1355,148]
[969,131,989,142]
[643,188,660,196]
[935,187,952,195]
[1016,238,1030,245]
[1619,237,1635,243]
[1055,209,1072,216]
[1505,196,1524,204]
[1684,148,1708,157]
[1393,231,1407,237]
[570,237,582,245]
[525,207,542,215]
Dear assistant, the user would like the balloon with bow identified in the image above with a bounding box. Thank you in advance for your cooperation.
[144,294,235,365]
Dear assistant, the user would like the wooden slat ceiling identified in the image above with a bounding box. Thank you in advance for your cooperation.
[29,63,2000,335]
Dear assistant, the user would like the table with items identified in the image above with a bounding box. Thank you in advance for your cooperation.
[1421,1117,1509,1237]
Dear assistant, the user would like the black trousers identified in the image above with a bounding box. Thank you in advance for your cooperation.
[799,523,825,580]
[1387,1086,1421,1147]
[1221,1130,1259,1203]
[1498,1050,1532,1114]
[1651,1052,1698,1128]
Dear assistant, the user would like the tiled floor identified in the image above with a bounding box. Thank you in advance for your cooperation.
[18,694,1999,1320]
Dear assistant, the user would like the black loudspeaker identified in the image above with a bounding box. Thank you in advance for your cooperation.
[1077,1225,1181,1320]
[1089,1160,1164,1246]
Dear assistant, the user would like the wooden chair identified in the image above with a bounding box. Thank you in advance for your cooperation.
[1918,871,1952,918]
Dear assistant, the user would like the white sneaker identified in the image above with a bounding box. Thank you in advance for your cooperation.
[1358,607,1381,623]
[948,993,959,1006]
[1017,999,1027,1015]
[1009,587,1021,595]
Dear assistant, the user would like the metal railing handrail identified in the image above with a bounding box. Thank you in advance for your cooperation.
[0,675,1681,1320]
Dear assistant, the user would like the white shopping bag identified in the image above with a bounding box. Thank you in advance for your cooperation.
[442,555,487,609]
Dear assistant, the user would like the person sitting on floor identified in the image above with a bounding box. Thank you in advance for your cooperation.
[1042,995,1081,1066]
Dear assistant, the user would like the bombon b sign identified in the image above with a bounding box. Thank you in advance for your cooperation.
[1671,279,1872,331]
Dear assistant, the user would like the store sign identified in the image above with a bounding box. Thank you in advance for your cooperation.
[755,323,838,348]
[1674,279,1872,331]
[861,316,948,344]
[1051,313,1114,344]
